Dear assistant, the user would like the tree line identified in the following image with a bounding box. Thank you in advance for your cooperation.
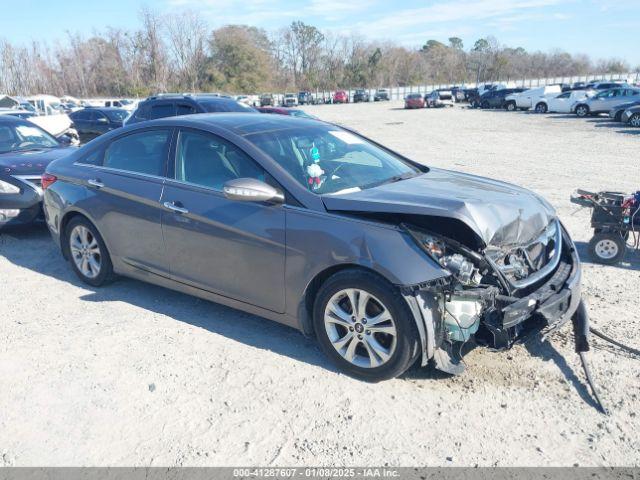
[0,8,636,98]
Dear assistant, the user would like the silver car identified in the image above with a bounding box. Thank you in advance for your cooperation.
[42,113,586,381]
[573,87,640,117]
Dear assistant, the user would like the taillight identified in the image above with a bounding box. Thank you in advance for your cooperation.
[41,173,57,190]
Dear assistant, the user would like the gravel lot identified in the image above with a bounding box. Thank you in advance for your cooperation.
[1,102,639,467]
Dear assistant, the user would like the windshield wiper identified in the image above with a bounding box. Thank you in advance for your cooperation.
[361,171,420,190]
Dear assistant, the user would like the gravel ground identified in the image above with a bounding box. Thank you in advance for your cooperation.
[1,102,639,467]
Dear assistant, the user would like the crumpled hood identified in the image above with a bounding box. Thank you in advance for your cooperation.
[322,168,557,247]
[0,147,75,175]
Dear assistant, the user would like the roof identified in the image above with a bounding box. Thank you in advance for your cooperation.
[0,114,32,125]
[150,112,322,136]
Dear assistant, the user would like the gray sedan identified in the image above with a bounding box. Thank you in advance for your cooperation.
[574,87,640,117]
[42,113,585,381]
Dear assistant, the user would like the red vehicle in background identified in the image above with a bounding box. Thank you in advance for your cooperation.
[333,90,349,103]
[404,93,425,109]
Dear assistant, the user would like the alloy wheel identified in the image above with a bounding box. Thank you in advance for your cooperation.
[630,114,640,127]
[69,225,102,279]
[323,288,397,369]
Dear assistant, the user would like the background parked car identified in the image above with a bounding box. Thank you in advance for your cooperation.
[425,90,454,108]
[297,91,312,105]
[282,93,298,107]
[573,87,640,117]
[104,99,136,110]
[259,94,274,106]
[404,93,425,109]
[449,86,466,102]
[333,90,349,104]
[125,94,255,125]
[464,88,481,107]
[534,90,593,113]
[374,89,390,101]
[353,89,370,103]
[480,88,526,109]
[584,81,628,91]
[504,85,562,111]
[0,115,75,226]
[621,105,640,127]
[69,107,129,143]
[609,100,640,122]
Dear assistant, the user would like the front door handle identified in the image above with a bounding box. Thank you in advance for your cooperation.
[163,201,189,214]
[87,179,104,188]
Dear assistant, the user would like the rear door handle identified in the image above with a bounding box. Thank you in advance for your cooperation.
[163,201,189,214]
[87,179,104,188]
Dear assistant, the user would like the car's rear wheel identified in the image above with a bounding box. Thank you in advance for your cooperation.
[629,113,640,127]
[575,104,589,117]
[535,102,548,113]
[313,269,420,382]
[505,101,516,111]
[65,217,114,287]
[588,232,626,265]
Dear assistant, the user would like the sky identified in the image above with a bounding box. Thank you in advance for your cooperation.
[5,0,640,66]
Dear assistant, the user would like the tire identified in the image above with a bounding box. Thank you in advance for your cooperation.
[629,113,640,128]
[313,269,420,382]
[505,101,516,111]
[535,102,548,113]
[588,232,626,265]
[575,104,589,117]
[481,100,489,109]
[614,111,623,122]
[64,216,114,287]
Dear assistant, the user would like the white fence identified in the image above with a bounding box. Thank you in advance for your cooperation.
[297,71,640,102]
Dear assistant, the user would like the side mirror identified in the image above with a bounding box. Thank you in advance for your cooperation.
[223,178,284,204]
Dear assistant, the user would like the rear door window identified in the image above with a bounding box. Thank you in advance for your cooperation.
[103,130,171,176]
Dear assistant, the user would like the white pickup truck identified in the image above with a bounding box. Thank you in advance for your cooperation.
[504,85,562,111]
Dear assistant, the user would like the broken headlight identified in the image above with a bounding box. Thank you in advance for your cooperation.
[406,228,482,286]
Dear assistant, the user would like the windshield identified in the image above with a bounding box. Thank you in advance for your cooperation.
[103,109,129,122]
[0,123,59,153]
[246,125,421,194]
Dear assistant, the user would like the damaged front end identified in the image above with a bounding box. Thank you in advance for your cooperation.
[401,220,583,375]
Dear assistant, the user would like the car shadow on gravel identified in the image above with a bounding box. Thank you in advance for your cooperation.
[0,224,336,374]
[574,240,640,271]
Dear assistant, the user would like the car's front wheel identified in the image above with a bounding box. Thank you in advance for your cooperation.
[575,104,589,117]
[65,216,114,287]
[629,113,640,127]
[313,269,420,381]
[505,101,516,111]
